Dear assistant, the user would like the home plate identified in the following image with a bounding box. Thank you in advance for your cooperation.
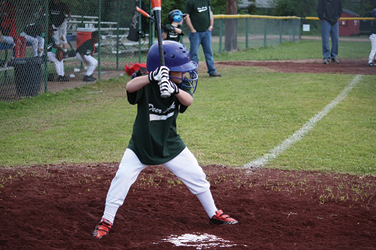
[155,233,247,249]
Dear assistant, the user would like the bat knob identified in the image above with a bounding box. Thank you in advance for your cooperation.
[160,91,171,98]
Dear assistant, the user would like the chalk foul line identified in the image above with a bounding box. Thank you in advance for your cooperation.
[244,74,362,169]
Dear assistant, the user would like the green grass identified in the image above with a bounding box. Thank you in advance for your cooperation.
[0,39,375,175]
[214,39,371,61]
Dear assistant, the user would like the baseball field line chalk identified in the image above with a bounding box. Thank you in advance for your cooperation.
[244,74,362,169]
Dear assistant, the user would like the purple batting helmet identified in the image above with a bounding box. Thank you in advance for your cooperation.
[146,40,198,93]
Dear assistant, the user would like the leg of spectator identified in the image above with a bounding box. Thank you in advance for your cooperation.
[369,34,376,64]
[37,36,45,57]
[320,20,330,59]
[2,36,15,60]
[76,52,84,63]
[53,25,63,49]
[48,52,62,75]
[84,55,98,76]
[20,32,38,57]
[2,36,14,47]
[330,22,339,59]
[188,32,200,64]
[59,21,69,53]
[201,30,216,75]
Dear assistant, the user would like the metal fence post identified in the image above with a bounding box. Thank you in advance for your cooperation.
[264,19,267,47]
[246,18,249,49]
[43,0,49,93]
[219,18,223,54]
[116,0,120,70]
[98,0,101,81]
[292,19,296,43]
[138,0,142,63]
[279,19,282,45]
[298,19,301,40]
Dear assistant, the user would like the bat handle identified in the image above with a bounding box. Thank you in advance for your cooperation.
[154,9,170,98]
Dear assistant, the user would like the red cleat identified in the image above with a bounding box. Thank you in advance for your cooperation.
[93,218,112,239]
[210,210,238,225]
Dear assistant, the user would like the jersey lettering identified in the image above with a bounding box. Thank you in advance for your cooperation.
[197,7,208,12]
[149,102,176,121]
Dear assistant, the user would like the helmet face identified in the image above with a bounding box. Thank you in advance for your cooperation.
[168,9,185,23]
[147,40,198,93]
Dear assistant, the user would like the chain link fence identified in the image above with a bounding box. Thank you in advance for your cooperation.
[0,0,149,102]
[0,0,303,103]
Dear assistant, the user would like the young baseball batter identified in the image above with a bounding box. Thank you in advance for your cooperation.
[93,40,238,239]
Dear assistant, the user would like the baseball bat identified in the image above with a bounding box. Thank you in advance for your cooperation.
[151,0,164,66]
[135,6,168,29]
[135,6,155,22]
[151,0,170,98]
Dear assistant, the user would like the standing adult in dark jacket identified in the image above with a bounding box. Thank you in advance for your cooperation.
[317,0,343,64]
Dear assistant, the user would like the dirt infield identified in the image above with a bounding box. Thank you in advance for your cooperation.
[1,164,375,249]
[216,59,376,75]
[1,60,375,249]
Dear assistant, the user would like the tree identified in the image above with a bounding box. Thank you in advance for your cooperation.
[273,0,317,17]
[225,0,238,52]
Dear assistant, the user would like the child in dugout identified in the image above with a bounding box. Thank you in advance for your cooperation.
[75,31,98,82]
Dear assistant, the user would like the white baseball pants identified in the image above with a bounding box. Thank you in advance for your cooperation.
[102,147,218,224]
[76,52,98,76]
[369,34,376,64]
[20,32,44,57]
[1,35,14,47]
[47,51,65,76]
[52,20,68,46]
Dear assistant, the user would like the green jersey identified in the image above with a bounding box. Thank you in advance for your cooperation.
[76,38,95,55]
[163,24,184,42]
[185,0,212,32]
[127,80,188,165]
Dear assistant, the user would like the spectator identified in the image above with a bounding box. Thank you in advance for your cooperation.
[184,0,221,77]
[163,9,185,42]
[368,8,376,67]
[20,22,45,57]
[75,31,98,82]
[49,0,71,56]
[0,1,26,60]
[317,0,343,64]
[46,26,69,82]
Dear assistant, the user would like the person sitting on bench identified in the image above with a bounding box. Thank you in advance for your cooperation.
[20,22,45,58]
[0,1,26,61]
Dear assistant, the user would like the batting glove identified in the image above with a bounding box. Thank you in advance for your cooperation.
[148,66,170,82]
[158,78,179,98]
